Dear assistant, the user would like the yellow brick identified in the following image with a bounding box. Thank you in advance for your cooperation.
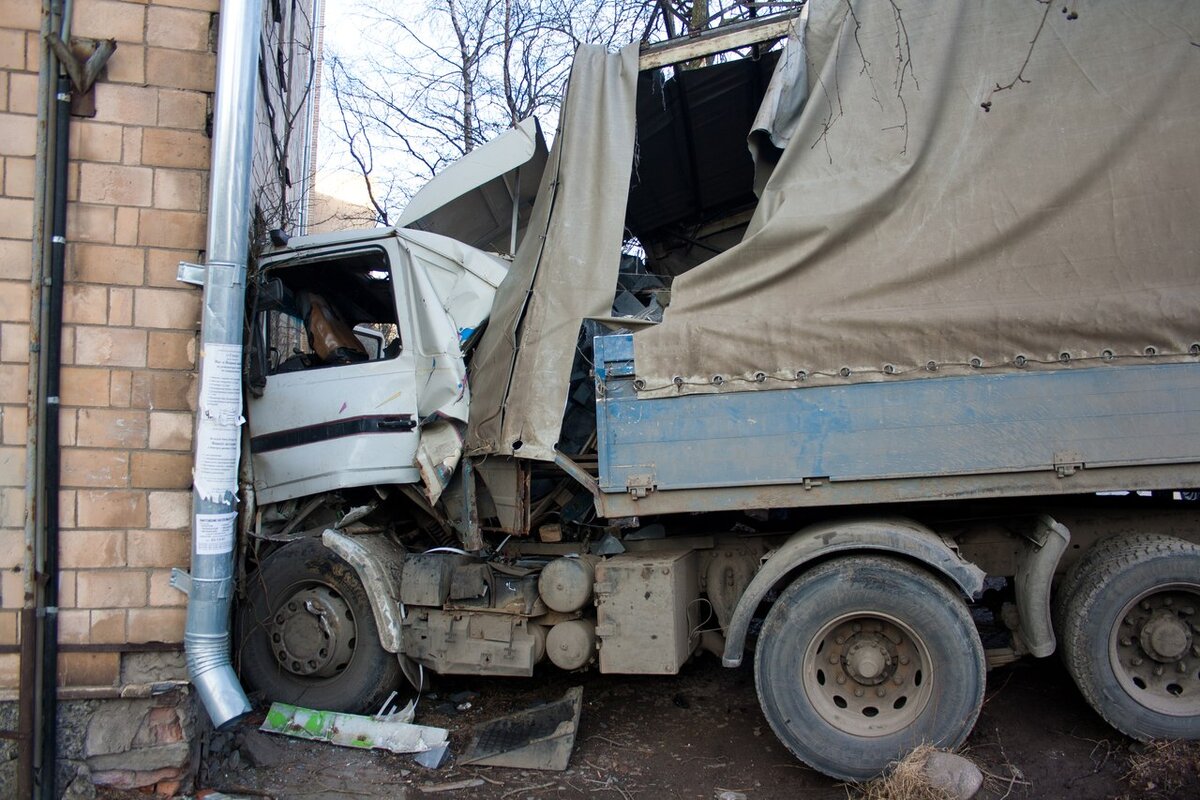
[153,0,218,11]
[147,331,196,370]
[0,72,8,111]
[109,369,132,407]
[92,83,158,127]
[142,128,210,170]
[145,47,215,92]
[0,239,32,280]
[0,652,18,689]
[63,283,108,325]
[61,449,130,490]
[59,489,76,530]
[23,31,38,72]
[0,608,16,644]
[115,206,140,245]
[109,287,133,327]
[147,6,211,51]
[60,367,109,407]
[149,569,186,607]
[66,204,116,244]
[58,408,75,446]
[0,568,24,608]
[73,0,147,43]
[0,111,34,156]
[0,0,45,30]
[4,155,33,197]
[136,372,196,412]
[76,408,148,448]
[0,197,33,239]
[122,126,142,165]
[127,529,190,567]
[130,451,191,489]
[77,490,148,529]
[1,401,26,443]
[152,168,203,210]
[7,73,36,115]
[157,89,207,130]
[0,445,23,487]
[57,652,120,687]
[74,325,148,368]
[89,609,127,643]
[0,490,24,528]
[148,490,189,529]
[58,609,91,644]
[137,209,204,249]
[0,364,26,403]
[79,162,154,206]
[147,411,192,450]
[0,279,29,322]
[69,121,123,163]
[146,248,198,287]
[0,30,25,69]
[61,529,128,568]
[58,568,76,607]
[134,287,200,330]
[105,43,145,85]
[127,607,184,643]
[69,243,145,285]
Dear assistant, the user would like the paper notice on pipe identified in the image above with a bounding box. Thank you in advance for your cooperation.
[196,512,237,555]
[193,343,244,502]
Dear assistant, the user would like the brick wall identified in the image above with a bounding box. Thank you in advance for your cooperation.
[0,0,220,692]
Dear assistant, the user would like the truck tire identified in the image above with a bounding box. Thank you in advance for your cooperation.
[1052,534,1153,644]
[1059,535,1200,740]
[754,555,985,781]
[236,537,402,713]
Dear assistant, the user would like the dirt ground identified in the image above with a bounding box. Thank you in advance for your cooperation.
[174,654,1198,800]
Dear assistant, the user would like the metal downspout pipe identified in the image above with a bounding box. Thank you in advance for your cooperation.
[178,0,263,729]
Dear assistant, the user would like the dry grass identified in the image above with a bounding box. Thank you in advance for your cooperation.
[849,745,958,800]
[1121,739,1200,798]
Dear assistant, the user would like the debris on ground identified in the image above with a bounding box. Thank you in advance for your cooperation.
[854,745,982,800]
[1121,739,1200,798]
[259,701,449,756]
[459,686,583,770]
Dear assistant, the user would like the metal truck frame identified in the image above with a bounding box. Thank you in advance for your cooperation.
[213,6,1200,781]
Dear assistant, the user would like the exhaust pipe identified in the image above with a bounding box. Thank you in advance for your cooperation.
[177,0,263,729]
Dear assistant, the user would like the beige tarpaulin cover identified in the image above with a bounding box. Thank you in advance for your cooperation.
[634,0,1200,399]
[467,43,639,459]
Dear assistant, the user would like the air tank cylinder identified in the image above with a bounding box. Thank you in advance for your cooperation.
[546,619,597,670]
[538,556,598,613]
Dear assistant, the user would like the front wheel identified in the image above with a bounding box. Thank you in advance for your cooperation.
[236,537,402,712]
[754,556,986,781]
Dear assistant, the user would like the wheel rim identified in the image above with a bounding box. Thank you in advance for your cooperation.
[801,612,934,737]
[266,583,358,679]
[1109,582,1200,717]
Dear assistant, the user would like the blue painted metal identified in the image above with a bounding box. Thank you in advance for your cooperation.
[594,334,1200,496]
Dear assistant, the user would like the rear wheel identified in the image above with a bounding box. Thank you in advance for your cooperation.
[1060,535,1200,740]
[754,556,986,781]
[236,537,402,712]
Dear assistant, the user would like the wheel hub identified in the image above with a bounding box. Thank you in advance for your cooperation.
[843,635,895,685]
[268,586,357,678]
[1139,611,1191,662]
[1111,585,1200,717]
[802,614,932,738]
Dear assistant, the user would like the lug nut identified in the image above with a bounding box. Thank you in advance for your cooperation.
[1154,665,1164,677]
[900,656,910,665]
[837,675,847,685]
[854,688,864,698]
[1120,638,1132,647]
[876,688,887,698]
[830,655,839,664]
[893,675,904,686]
[1131,658,1143,667]
[852,623,862,633]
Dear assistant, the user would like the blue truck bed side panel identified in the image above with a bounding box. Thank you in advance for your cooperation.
[594,335,1200,494]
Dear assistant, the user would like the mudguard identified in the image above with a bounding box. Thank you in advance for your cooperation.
[721,517,986,667]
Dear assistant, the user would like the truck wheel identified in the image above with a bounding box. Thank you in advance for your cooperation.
[236,537,402,712]
[754,555,985,781]
[1060,535,1200,740]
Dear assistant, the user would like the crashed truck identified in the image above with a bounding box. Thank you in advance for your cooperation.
[215,4,1199,781]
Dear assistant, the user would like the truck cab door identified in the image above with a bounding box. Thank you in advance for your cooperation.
[247,242,421,504]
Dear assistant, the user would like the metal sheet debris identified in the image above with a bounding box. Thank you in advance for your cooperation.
[459,686,583,771]
[260,702,449,756]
